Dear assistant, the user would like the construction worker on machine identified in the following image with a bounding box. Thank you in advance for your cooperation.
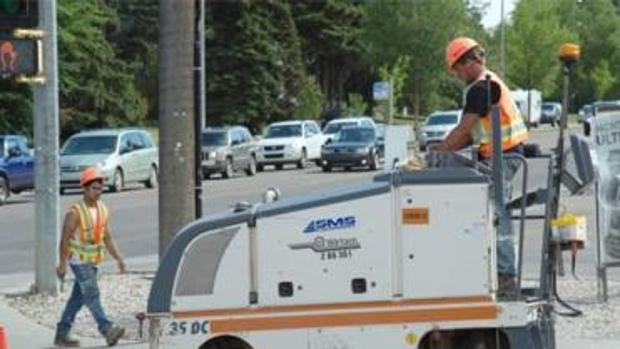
[54,167,126,347]
[431,37,529,294]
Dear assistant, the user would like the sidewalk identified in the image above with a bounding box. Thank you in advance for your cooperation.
[0,256,156,349]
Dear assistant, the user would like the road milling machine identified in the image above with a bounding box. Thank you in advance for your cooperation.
[144,46,594,349]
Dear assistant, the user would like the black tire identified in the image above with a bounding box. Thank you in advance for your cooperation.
[257,163,264,172]
[369,151,379,171]
[144,165,158,188]
[297,149,307,169]
[222,158,233,179]
[60,188,65,195]
[110,169,124,192]
[322,165,332,172]
[245,156,257,176]
[344,166,351,171]
[0,176,9,205]
[314,159,322,166]
[275,164,284,171]
[203,172,211,180]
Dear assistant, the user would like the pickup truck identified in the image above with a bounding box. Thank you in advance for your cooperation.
[0,135,35,205]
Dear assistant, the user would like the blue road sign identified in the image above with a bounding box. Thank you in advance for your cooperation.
[373,81,390,101]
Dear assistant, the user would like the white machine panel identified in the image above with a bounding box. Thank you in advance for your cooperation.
[257,193,393,306]
[399,183,494,298]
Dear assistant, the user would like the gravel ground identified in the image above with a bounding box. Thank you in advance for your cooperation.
[4,272,620,341]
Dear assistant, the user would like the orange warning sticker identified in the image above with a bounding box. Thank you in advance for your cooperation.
[402,208,429,225]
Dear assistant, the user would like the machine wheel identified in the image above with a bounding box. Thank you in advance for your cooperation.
[144,165,158,188]
[110,169,124,192]
[0,176,9,205]
[297,149,307,169]
[222,158,234,179]
[245,156,257,176]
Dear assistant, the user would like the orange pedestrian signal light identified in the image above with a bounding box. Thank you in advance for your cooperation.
[0,0,38,29]
[0,38,40,78]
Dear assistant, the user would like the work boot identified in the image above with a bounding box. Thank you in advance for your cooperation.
[105,324,125,347]
[498,275,519,299]
[54,333,80,347]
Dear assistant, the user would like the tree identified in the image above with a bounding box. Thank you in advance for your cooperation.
[57,0,147,136]
[362,0,485,116]
[505,0,575,97]
[205,0,307,131]
[592,60,615,99]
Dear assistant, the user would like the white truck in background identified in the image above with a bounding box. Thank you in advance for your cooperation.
[512,89,542,127]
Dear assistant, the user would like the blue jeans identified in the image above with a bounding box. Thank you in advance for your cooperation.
[56,263,112,337]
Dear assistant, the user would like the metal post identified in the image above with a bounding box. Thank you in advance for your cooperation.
[33,0,59,295]
[388,76,394,124]
[193,0,205,218]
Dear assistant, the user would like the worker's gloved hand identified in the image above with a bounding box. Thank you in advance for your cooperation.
[56,263,66,280]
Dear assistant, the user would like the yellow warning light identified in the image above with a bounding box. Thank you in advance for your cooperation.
[559,43,580,63]
[405,332,419,345]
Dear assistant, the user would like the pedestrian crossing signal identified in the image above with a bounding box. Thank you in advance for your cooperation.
[0,0,38,29]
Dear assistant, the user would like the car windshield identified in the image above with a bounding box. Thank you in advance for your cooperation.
[62,136,117,155]
[202,131,228,146]
[335,128,376,143]
[542,104,554,111]
[264,125,302,138]
[426,114,458,126]
[324,121,357,135]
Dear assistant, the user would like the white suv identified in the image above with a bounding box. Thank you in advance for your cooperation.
[322,116,377,143]
[257,120,324,171]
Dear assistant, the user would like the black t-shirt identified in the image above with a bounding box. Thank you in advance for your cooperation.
[463,80,501,117]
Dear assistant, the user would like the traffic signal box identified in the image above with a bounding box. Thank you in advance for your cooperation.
[0,0,42,81]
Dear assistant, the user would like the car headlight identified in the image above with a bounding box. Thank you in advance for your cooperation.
[209,151,216,159]
[215,152,226,161]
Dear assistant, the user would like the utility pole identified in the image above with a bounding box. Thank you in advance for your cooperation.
[33,0,60,294]
[159,0,196,258]
[193,0,205,218]
[500,0,506,77]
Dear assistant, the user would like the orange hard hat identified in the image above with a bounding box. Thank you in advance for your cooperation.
[445,37,481,69]
[80,167,104,187]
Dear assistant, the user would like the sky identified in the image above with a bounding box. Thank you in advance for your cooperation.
[481,0,517,29]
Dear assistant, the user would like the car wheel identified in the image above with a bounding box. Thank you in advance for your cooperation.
[144,165,158,188]
[314,159,322,166]
[369,151,379,171]
[344,166,351,171]
[257,164,264,172]
[0,176,9,205]
[60,188,65,195]
[322,164,332,172]
[203,172,211,180]
[297,149,307,169]
[110,169,124,192]
[245,156,257,176]
[275,164,284,171]
[222,158,233,179]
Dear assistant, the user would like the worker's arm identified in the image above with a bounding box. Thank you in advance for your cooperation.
[432,113,477,151]
[57,210,79,278]
[103,227,126,273]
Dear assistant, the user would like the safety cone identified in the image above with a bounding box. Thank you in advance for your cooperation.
[0,324,9,349]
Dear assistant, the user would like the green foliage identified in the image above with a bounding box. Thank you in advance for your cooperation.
[296,74,324,120]
[205,0,306,131]
[505,0,575,96]
[362,0,486,116]
[592,60,615,99]
[0,81,32,136]
[342,93,367,117]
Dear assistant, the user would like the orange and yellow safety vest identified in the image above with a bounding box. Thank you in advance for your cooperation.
[68,201,108,265]
[466,70,529,158]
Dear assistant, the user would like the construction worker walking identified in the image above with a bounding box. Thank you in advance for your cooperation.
[431,37,529,295]
[54,167,126,347]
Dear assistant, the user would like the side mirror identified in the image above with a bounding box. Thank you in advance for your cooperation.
[231,139,241,146]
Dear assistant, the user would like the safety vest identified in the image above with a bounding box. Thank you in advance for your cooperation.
[466,70,528,158]
[68,201,109,265]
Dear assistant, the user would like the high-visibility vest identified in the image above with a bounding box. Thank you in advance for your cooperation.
[68,201,108,265]
[466,70,528,158]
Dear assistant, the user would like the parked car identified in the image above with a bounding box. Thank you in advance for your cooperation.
[0,135,34,205]
[541,102,562,126]
[322,116,377,143]
[256,120,324,170]
[320,126,383,172]
[583,100,620,136]
[60,128,158,193]
[201,126,258,179]
[418,110,462,150]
